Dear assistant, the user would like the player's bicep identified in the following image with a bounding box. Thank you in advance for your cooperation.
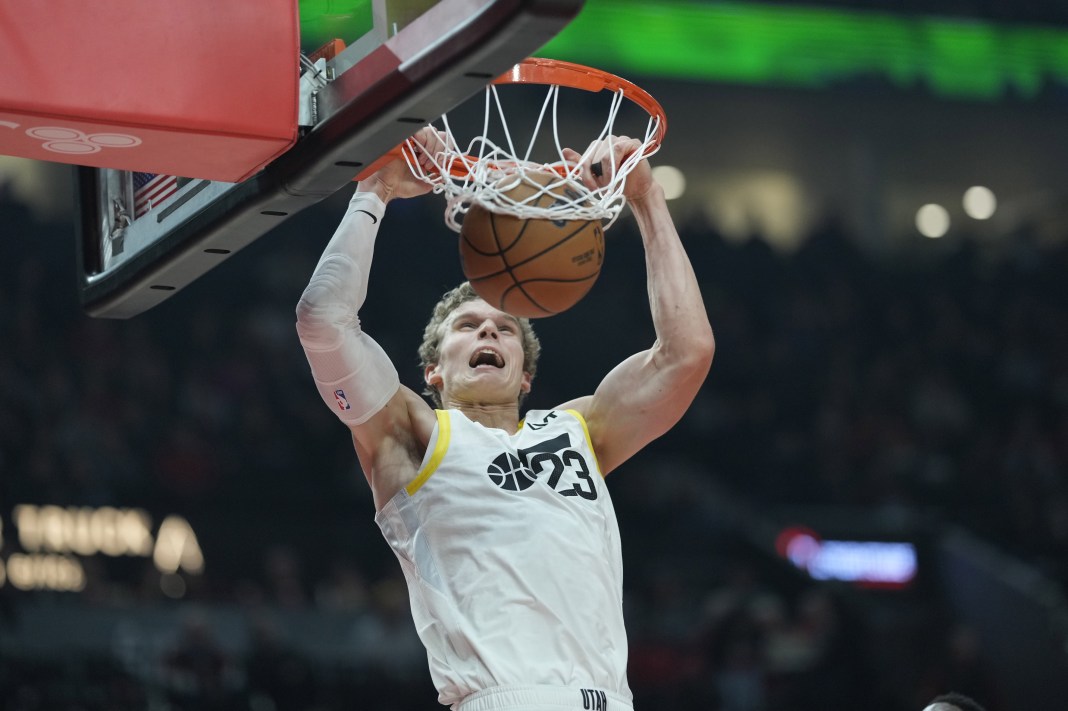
[580,348,698,474]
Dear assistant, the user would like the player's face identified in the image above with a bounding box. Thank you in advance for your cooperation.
[425,299,531,404]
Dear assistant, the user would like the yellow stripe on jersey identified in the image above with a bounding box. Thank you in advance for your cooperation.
[406,409,451,495]
[565,409,604,477]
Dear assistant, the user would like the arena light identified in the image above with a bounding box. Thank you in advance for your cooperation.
[13,504,154,557]
[652,165,686,200]
[916,203,950,238]
[776,526,918,589]
[3,553,86,592]
[2,504,204,593]
[963,185,997,219]
[153,515,205,575]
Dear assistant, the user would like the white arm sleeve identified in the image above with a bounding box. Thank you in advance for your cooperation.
[295,191,400,426]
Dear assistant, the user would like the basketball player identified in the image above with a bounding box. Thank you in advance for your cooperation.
[295,127,714,711]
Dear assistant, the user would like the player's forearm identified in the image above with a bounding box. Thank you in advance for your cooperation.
[295,190,401,425]
[296,191,386,348]
[628,185,715,369]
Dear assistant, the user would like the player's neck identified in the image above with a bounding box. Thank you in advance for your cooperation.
[447,399,521,433]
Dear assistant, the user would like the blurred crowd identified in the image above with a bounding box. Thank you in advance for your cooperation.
[2,178,1064,709]
[682,215,1068,587]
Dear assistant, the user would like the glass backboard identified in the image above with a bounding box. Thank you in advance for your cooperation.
[74,0,584,318]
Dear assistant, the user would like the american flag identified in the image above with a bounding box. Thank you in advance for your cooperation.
[133,172,179,218]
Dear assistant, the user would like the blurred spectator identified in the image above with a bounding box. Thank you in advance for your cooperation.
[345,576,430,710]
[263,544,310,608]
[922,690,988,711]
[916,625,1004,711]
[314,557,370,612]
[347,576,425,680]
[161,610,238,710]
[245,614,316,711]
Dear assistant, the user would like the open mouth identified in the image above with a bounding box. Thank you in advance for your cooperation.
[469,348,505,368]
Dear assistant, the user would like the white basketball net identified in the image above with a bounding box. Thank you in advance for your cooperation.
[402,82,662,233]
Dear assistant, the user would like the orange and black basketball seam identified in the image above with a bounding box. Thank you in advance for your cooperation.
[459,211,526,256]
[471,214,602,317]
[489,211,554,315]
[498,274,600,317]
[471,215,601,279]
[458,173,606,318]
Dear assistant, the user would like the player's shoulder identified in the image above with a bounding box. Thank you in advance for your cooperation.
[522,405,589,432]
[547,395,593,418]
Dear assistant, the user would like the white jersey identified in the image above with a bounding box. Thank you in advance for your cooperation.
[375,408,631,709]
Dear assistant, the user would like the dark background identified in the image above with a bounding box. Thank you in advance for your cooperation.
[3,1,1068,710]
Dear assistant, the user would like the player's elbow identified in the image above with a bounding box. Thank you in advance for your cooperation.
[296,296,340,350]
[692,327,715,374]
[295,281,336,326]
[651,327,714,391]
[674,325,715,379]
[295,263,359,349]
[676,331,714,407]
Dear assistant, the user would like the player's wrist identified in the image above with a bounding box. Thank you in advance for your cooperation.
[356,175,396,204]
[349,189,387,211]
[625,181,664,209]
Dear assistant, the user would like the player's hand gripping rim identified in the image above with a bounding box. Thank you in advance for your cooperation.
[562,135,654,203]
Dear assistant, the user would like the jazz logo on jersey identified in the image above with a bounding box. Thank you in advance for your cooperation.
[526,411,557,430]
[485,432,598,500]
[334,389,352,411]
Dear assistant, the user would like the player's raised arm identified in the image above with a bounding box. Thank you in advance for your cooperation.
[560,137,715,474]
[294,129,441,505]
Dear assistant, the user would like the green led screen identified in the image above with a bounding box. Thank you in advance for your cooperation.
[537,0,1068,101]
[298,0,1068,102]
[300,0,373,50]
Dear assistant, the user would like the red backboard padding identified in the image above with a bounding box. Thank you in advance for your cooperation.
[0,1,299,182]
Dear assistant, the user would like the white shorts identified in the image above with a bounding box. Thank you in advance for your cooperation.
[456,685,633,711]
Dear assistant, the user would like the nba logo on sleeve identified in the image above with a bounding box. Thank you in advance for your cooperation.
[334,389,351,411]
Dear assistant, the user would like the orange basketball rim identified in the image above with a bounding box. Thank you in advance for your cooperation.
[363,58,668,232]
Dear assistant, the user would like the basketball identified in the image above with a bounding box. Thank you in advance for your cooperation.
[459,171,605,318]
